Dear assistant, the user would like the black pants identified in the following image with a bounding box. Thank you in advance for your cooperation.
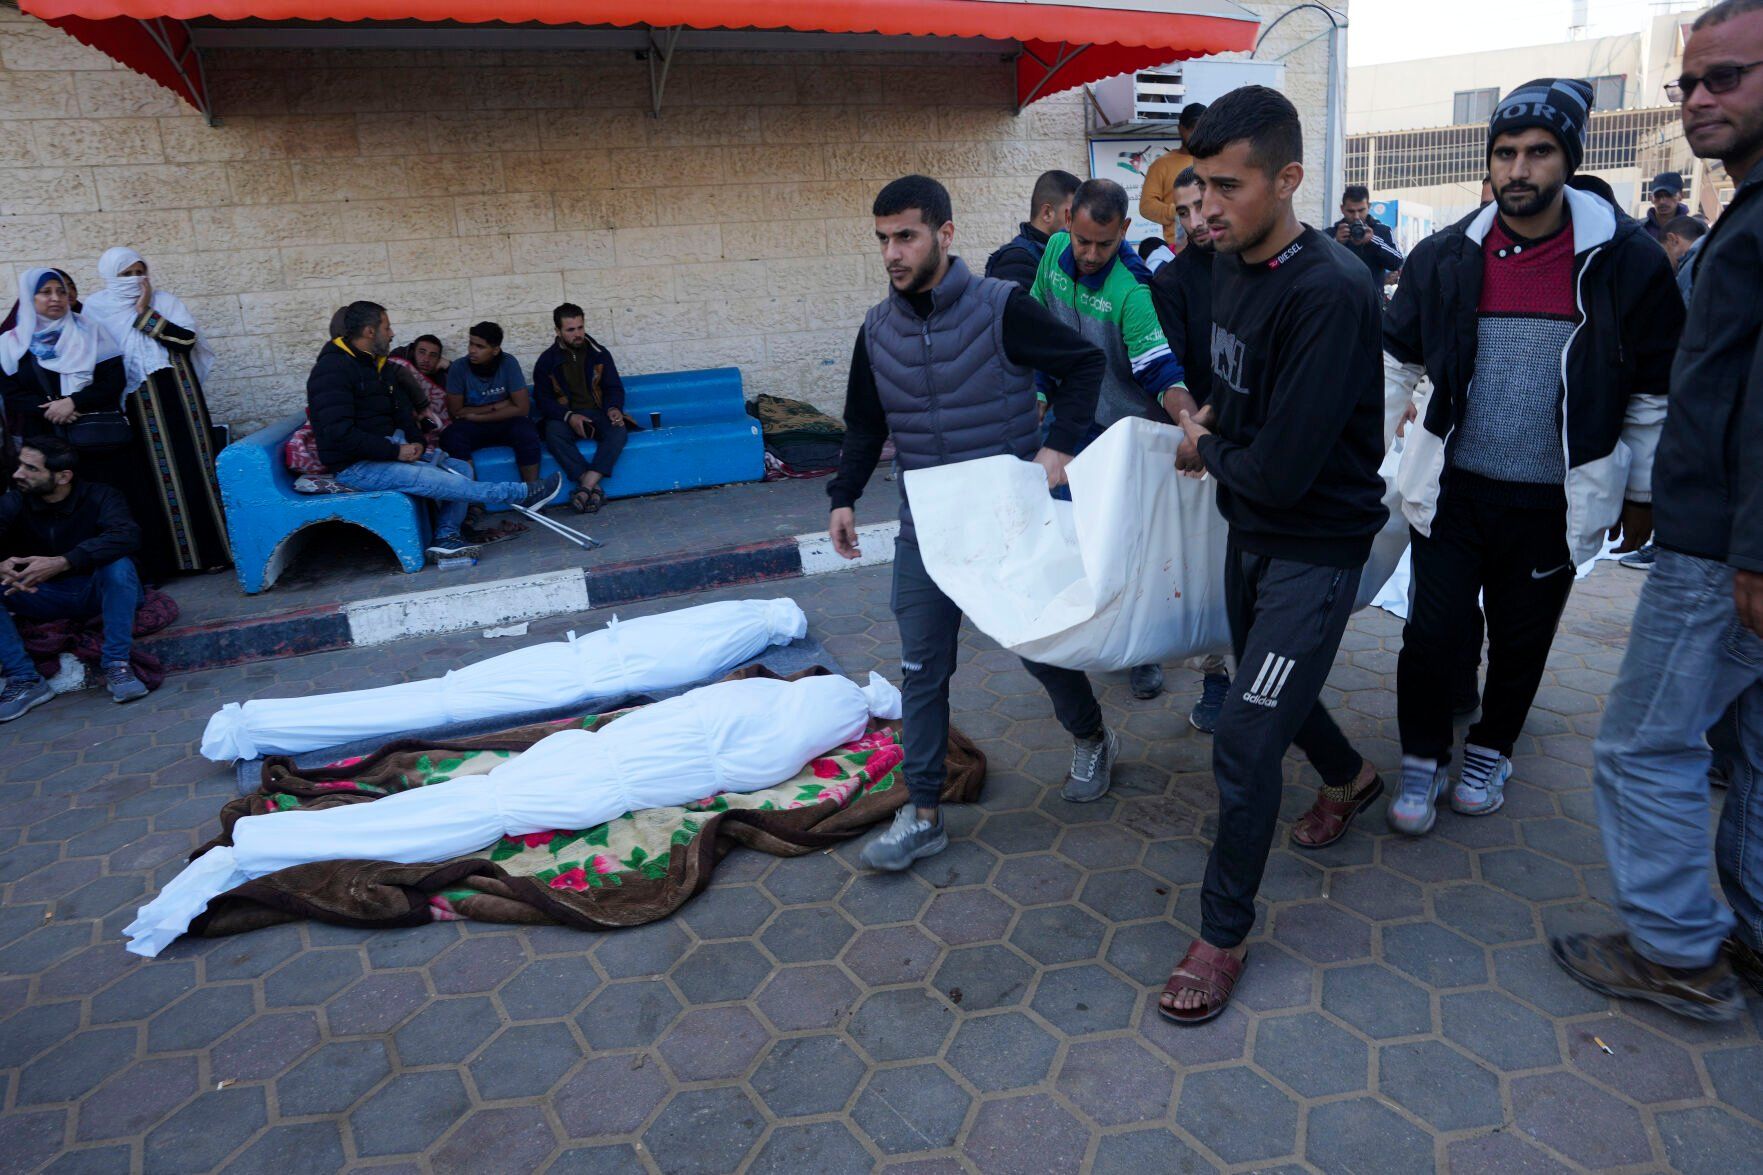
[1201,541,1363,949]
[439,416,543,468]
[1397,490,1574,761]
[893,538,1102,810]
[542,413,628,481]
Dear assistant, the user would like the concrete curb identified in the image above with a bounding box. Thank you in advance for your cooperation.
[140,520,902,675]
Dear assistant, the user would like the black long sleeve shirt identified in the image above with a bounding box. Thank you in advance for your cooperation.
[0,481,141,574]
[1149,244,1215,406]
[827,288,1106,511]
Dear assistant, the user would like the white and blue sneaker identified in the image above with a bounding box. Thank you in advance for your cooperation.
[1388,755,1449,836]
[860,806,949,871]
[1452,744,1512,815]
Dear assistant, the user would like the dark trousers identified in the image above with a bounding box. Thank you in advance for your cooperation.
[0,557,141,681]
[542,413,628,481]
[893,538,1102,810]
[1397,490,1574,761]
[1201,541,1363,949]
[439,416,543,468]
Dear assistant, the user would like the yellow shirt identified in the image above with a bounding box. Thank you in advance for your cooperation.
[1139,149,1195,243]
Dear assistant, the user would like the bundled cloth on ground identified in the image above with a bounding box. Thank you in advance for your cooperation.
[126,667,986,956]
[905,417,1408,671]
[16,585,178,690]
[748,393,843,474]
[198,598,808,761]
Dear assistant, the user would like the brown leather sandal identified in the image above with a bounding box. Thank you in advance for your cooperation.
[1291,774,1384,849]
[1158,939,1246,1026]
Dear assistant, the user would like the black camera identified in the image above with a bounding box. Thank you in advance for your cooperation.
[1349,220,1368,241]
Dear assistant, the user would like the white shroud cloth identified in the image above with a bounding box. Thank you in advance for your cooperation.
[199,598,809,761]
[128,671,903,958]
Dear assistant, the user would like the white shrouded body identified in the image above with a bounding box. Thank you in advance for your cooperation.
[199,598,809,761]
[127,672,902,958]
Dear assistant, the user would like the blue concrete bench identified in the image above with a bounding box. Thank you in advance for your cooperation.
[218,411,430,594]
[466,367,764,507]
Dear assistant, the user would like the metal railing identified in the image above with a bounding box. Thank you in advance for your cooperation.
[1346,107,1682,189]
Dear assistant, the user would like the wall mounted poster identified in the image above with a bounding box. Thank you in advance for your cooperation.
[1089,137,1184,246]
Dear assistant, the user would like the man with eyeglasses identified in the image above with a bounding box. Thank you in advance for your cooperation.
[1552,0,1763,1023]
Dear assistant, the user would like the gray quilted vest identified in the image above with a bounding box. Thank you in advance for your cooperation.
[862,256,1039,541]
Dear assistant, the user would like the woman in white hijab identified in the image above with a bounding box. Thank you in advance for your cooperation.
[82,247,230,578]
[0,266,126,455]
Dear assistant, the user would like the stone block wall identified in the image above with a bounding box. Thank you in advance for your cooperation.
[0,6,1341,430]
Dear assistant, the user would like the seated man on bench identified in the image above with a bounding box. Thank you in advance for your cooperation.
[440,321,543,484]
[531,302,630,515]
[311,302,561,560]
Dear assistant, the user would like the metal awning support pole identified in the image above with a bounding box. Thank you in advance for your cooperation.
[1016,41,1091,113]
[138,17,214,125]
[646,24,683,117]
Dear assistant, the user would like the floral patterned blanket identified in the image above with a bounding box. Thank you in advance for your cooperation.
[187,668,985,940]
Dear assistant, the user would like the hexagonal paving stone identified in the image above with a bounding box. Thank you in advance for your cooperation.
[362,924,459,969]
[428,935,527,995]
[1257,852,1325,902]
[1706,1044,1763,1123]
[147,983,256,1052]
[975,811,1060,855]
[642,1087,765,1175]
[468,1022,583,1099]
[1444,1132,1575,1173]
[277,1040,393,1118]
[760,906,858,963]
[842,925,940,986]
[75,1056,198,1142]
[497,957,602,1022]
[991,854,1082,906]
[1139,998,1251,1068]
[394,995,501,1065]
[755,964,857,1032]
[931,944,1036,1011]
[1378,1040,1504,1131]
[1491,941,1609,1017]
[86,962,195,1027]
[1658,1105,1763,1175]
[922,889,1012,946]
[1513,1071,1653,1169]
[1141,837,1210,887]
[575,981,682,1051]
[1441,990,1561,1071]
[853,1063,970,1155]
[945,1011,1059,1093]
[1008,904,1106,966]
[759,851,850,905]
[1305,1096,1435,1174]
[209,1010,321,1084]
[1078,869,1170,923]
[1091,1128,1211,1174]
[671,940,774,1005]
[839,873,932,925]
[657,1005,769,1081]
[1434,884,1540,945]
[222,1121,347,1175]
[1379,836,1472,884]
[0,1108,63,1174]
[916,840,1001,890]
[350,1070,475,1157]
[1030,964,1138,1035]
[1270,901,1372,966]
[592,920,691,978]
[1564,1019,1700,1103]
[1381,923,1489,988]
[1055,1037,1177,1126]
[1480,848,1581,902]
[1520,817,1605,865]
[18,1028,138,1105]
[848,987,956,1062]
[751,1035,866,1117]
[1232,944,1315,1013]
[1104,919,1187,987]
[432,1106,557,1174]
[1253,1011,1369,1097]
[964,1094,1088,1174]
[748,1121,873,1174]
[1176,1067,1298,1165]
[555,1054,669,1140]
[141,1085,267,1172]
[1055,823,1144,870]
[261,948,364,1007]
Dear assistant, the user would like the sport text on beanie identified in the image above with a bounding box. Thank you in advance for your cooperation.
[1487,78,1596,174]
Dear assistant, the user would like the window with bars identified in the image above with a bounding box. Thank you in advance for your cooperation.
[1452,87,1499,125]
[1346,106,1679,191]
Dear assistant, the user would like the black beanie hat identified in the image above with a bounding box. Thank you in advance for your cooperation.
[1487,78,1595,174]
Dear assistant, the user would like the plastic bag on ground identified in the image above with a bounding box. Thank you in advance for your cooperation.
[199,598,809,761]
[127,671,902,957]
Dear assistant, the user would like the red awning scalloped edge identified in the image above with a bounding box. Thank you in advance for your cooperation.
[22,0,1257,111]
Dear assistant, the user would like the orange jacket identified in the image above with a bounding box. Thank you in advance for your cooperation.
[1139,149,1195,243]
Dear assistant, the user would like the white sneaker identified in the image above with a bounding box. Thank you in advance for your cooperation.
[1452,744,1511,815]
[1388,755,1448,836]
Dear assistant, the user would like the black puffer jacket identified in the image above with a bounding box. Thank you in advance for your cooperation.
[306,339,419,472]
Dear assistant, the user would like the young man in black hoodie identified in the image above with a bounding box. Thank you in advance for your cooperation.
[1160,87,1388,1023]
[1382,79,1682,836]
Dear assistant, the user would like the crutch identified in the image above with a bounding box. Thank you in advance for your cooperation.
[427,452,603,551]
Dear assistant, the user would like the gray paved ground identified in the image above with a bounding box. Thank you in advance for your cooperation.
[2,563,1761,1174]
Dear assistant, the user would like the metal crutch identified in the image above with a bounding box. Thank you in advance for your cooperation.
[428,452,603,551]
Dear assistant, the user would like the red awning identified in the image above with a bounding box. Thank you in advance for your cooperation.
[20,0,1259,114]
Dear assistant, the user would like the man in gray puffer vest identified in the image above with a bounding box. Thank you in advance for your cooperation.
[828,175,1111,871]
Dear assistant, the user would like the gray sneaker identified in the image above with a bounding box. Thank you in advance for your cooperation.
[1061,727,1119,803]
[103,661,148,704]
[860,806,949,871]
[0,676,53,722]
[518,472,565,512]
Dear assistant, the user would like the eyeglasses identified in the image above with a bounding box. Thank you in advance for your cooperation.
[1666,60,1763,102]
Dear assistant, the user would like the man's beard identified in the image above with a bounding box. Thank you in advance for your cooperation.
[15,477,50,498]
[902,240,943,293]
[1496,176,1564,220]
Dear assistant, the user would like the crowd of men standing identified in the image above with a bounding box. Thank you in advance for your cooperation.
[831,0,1763,1026]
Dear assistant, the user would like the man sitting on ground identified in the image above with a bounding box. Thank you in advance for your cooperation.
[441,321,543,484]
[0,436,149,719]
[309,302,560,560]
[531,303,631,515]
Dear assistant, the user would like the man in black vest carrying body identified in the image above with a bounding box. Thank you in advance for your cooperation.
[828,175,1109,872]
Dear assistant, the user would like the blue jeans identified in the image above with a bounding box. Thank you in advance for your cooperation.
[335,455,528,540]
[0,558,142,682]
[1593,548,1763,968]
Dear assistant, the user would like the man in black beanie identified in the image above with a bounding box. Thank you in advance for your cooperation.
[1381,78,1686,836]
